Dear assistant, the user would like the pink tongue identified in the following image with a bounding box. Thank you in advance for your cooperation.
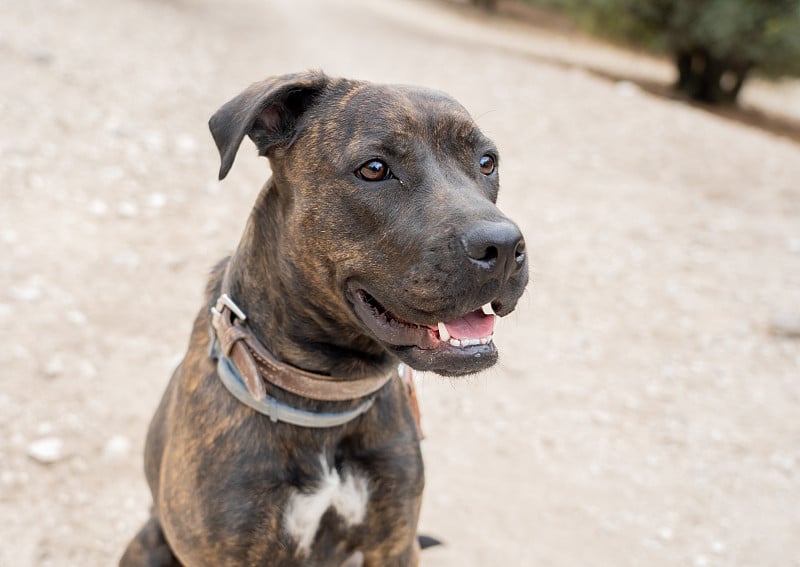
[443,310,495,340]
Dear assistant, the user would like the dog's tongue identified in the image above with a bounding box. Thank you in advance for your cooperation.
[442,310,495,339]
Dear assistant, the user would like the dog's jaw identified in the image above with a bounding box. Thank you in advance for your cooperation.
[346,283,501,376]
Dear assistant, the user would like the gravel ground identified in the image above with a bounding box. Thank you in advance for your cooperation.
[1,0,799,565]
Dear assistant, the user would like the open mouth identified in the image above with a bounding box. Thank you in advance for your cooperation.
[347,284,499,375]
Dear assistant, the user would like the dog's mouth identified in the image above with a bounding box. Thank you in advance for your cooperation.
[347,284,499,375]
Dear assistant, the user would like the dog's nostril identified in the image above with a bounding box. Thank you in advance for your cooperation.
[514,240,526,263]
[481,246,498,263]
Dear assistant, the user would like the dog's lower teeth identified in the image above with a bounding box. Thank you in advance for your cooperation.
[448,336,493,348]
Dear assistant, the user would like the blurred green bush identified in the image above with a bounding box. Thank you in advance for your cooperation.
[520,0,800,103]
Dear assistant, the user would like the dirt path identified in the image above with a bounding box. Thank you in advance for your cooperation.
[2,0,799,565]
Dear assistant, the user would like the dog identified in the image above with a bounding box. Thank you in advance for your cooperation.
[120,71,528,566]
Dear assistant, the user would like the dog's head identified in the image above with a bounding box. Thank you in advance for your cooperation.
[210,71,528,376]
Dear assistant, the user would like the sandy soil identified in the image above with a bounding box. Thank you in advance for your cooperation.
[1,0,799,565]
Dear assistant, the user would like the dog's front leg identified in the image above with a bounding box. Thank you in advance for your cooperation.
[119,515,181,566]
[362,539,420,567]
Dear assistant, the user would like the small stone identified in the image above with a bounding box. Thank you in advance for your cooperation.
[1,229,19,244]
[102,166,126,182]
[29,174,46,190]
[175,134,197,155]
[117,201,139,218]
[79,360,97,379]
[768,452,795,472]
[43,356,64,378]
[28,437,64,464]
[88,199,109,216]
[66,310,88,325]
[768,312,800,338]
[64,413,82,429]
[658,527,674,541]
[615,80,639,97]
[143,130,165,152]
[163,254,186,270]
[146,192,167,209]
[203,221,219,235]
[102,435,132,460]
[112,250,140,268]
[28,48,54,64]
[10,285,41,302]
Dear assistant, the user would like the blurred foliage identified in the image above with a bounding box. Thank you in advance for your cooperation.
[519,0,800,103]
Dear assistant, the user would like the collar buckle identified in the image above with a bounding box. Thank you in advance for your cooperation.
[211,293,247,321]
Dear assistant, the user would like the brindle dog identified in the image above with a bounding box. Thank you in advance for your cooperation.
[120,71,528,566]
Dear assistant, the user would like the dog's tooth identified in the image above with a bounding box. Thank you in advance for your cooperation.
[437,322,450,342]
[482,303,495,316]
[449,338,462,348]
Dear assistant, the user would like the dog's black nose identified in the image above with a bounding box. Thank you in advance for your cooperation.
[462,220,526,281]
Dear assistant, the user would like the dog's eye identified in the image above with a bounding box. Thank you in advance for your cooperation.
[356,160,392,182]
[479,154,496,176]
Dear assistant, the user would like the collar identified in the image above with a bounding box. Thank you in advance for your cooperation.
[208,292,396,428]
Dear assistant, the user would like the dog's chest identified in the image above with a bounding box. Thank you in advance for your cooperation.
[282,456,371,554]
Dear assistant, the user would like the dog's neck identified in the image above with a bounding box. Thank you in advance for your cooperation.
[224,180,393,379]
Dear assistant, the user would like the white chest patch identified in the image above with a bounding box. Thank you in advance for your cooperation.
[283,456,371,554]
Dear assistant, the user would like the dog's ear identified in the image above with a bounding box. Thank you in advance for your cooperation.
[208,71,329,180]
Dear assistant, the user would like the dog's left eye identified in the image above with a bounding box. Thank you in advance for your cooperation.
[356,160,393,182]
[479,154,496,176]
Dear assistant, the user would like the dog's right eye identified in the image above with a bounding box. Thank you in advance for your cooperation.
[356,160,392,182]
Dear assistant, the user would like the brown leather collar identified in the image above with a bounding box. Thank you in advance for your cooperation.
[209,293,395,403]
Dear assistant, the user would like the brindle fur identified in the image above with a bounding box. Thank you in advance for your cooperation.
[121,71,527,566]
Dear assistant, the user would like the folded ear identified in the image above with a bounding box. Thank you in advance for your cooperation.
[208,71,329,180]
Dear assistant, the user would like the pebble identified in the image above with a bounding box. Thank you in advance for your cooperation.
[163,253,186,270]
[768,312,800,338]
[203,221,219,235]
[615,80,639,97]
[28,48,54,64]
[657,527,674,541]
[175,134,198,155]
[88,199,109,216]
[79,360,97,379]
[102,435,132,460]
[10,285,41,302]
[112,250,140,268]
[1,229,19,244]
[101,166,126,182]
[146,192,167,209]
[66,309,88,325]
[28,437,64,464]
[117,201,139,218]
[43,356,64,378]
